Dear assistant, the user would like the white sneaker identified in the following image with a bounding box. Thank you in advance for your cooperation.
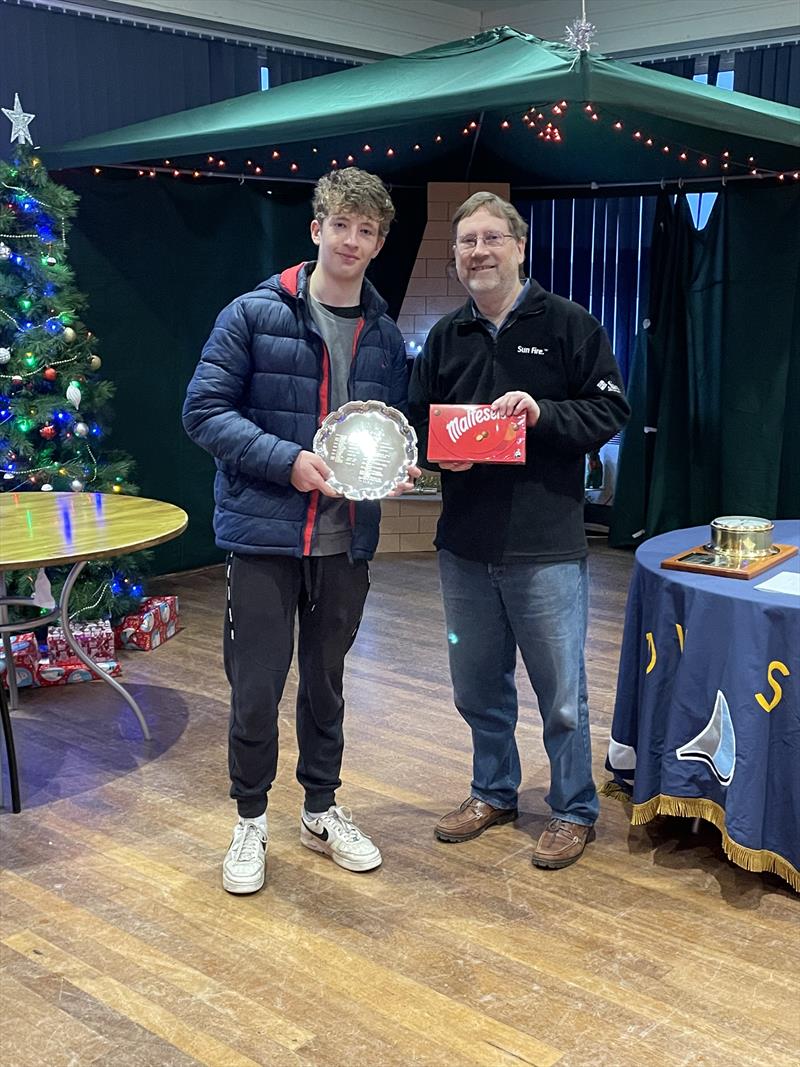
[300,805,382,872]
[222,819,267,894]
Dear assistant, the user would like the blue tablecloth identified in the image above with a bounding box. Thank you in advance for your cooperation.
[605,521,800,890]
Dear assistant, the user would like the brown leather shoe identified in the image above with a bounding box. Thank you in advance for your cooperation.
[434,797,518,842]
[532,818,596,869]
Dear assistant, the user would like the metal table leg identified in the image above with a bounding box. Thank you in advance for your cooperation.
[0,676,21,812]
[59,562,151,740]
[0,573,20,711]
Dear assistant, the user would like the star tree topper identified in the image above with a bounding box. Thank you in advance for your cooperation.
[2,93,36,145]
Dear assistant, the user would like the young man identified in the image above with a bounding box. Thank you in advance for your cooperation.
[183,168,417,894]
[409,192,630,869]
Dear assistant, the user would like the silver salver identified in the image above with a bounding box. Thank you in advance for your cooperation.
[313,400,418,500]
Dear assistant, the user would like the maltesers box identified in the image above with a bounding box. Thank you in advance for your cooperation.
[427,404,526,464]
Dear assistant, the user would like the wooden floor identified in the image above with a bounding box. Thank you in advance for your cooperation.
[1,542,798,1067]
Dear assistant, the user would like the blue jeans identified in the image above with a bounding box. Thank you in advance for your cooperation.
[438,550,598,826]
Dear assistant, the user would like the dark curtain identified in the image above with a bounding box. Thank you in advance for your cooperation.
[610,185,800,544]
[644,42,800,103]
[516,195,657,382]
[734,42,800,105]
[263,49,358,88]
[60,171,315,573]
[366,186,428,322]
[640,57,697,79]
[0,0,259,153]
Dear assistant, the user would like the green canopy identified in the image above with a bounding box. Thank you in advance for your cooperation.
[43,27,800,186]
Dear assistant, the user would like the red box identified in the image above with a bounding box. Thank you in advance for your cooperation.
[47,620,115,665]
[0,632,39,689]
[427,404,526,464]
[113,595,180,651]
[37,657,122,686]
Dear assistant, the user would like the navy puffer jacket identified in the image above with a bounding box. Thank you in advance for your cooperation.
[182,262,408,558]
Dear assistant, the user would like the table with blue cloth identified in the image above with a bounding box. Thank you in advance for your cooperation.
[605,520,800,891]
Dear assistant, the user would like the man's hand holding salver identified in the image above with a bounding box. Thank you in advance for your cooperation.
[387,464,423,497]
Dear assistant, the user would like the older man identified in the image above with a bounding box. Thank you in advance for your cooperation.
[409,192,629,869]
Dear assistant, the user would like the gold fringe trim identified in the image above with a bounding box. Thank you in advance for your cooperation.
[628,793,799,893]
[600,780,632,802]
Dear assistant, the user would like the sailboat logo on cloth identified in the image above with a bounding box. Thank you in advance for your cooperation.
[676,689,736,786]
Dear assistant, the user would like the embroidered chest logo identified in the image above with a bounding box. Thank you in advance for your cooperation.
[596,379,621,394]
[517,345,549,355]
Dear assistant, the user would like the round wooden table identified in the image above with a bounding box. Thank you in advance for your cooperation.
[0,493,188,807]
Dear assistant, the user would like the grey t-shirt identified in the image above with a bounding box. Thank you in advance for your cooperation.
[308,294,361,556]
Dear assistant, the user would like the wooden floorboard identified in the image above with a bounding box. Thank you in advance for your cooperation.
[1,541,798,1067]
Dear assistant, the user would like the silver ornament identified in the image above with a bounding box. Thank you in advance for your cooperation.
[63,326,77,343]
[0,242,10,260]
[0,347,11,364]
[74,421,89,437]
[89,354,102,371]
[46,255,57,266]
[564,16,597,52]
[70,478,84,491]
[40,483,53,491]
[2,93,36,146]
[66,381,82,409]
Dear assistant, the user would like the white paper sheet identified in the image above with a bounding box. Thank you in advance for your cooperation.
[755,570,800,596]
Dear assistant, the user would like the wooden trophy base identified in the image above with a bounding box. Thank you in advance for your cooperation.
[660,543,798,580]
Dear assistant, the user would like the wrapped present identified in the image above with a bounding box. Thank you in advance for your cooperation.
[0,632,40,689]
[47,619,115,665]
[113,595,180,651]
[37,657,122,686]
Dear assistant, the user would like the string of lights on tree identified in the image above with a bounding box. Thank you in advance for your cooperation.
[87,103,799,186]
[1,94,146,620]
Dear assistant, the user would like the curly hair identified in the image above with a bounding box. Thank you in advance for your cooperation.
[313,168,395,237]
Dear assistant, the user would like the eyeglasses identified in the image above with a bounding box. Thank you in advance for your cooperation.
[455,232,516,251]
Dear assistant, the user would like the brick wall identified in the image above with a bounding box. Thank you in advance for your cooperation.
[396,181,511,354]
[376,496,441,553]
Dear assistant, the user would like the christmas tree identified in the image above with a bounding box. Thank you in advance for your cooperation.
[1,95,145,621]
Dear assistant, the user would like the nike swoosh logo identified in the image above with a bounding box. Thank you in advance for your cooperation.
[302,820,329,842]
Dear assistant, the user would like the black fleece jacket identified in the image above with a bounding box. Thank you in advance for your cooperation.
[408,279,630,564]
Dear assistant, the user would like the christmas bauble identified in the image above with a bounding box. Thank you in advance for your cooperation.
[9,375,23,392]
[46,255,57,266]
[40,424,56,439]
[0,347,11,364]
[89,355,102,371]
[74,421,89,437]
[66,381,82,409]
[0,242,11,260]
[44,367,57,381]
[70,479,84,492]
[63,327,77,343]
[41,483,53,491]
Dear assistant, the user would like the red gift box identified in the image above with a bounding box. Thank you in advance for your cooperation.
[37,657,122,686]
[0,632,40,689]
[427,404,526,464]
[113,595,181,651]
[47,620,115,665]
